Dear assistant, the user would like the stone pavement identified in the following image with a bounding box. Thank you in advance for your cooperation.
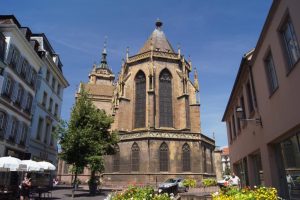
[47,185,110,200]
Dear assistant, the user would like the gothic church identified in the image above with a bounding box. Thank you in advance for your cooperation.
[60,20,216,185]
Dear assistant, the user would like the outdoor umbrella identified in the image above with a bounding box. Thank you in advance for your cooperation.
[21,160,42,171]
[38,161,56,170]
[0,156,21,171]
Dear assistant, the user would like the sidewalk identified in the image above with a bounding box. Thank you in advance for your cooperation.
[50,185,109,200]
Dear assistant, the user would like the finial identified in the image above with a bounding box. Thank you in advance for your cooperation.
[92,62,96,71]
[102,36,108,55]
[177,43,181,56]
[188,55,192,67]
[126,47,129,62]
[155,18,163,29]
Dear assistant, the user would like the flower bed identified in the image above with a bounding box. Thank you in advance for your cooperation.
[105,186,173,200]
[212,186,279,200]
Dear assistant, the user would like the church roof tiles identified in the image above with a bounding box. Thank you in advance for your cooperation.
[139,19,174,54]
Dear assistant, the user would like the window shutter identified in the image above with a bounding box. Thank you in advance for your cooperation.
[17,56,24,74]
[6,44,14,64]
[21,91,27,110]
[5,116,12,139]
[16,122,22,144]
[11,81,18,102]
[27,65,33,83]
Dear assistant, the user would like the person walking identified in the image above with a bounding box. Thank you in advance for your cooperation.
[20,173,32,200]
[229,172,241,188]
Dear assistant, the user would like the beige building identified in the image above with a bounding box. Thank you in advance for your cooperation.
[58,20,218,186]
[222,0,300,199]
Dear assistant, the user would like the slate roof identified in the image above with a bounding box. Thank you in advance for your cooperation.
[139,20,174,54]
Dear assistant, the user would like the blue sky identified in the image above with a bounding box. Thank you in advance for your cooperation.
[1,0,272,147]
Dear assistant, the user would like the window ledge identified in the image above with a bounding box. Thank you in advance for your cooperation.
[286,58,300,77]
[268,86,279,99]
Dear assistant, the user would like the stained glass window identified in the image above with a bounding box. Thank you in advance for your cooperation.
[159,142,169,171]
[182,143,191,171]
[134,71,146,128]
[159,69,173,127]
[131,142,140,171]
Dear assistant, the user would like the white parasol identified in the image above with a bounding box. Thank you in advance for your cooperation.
[38,161,56,170]
[20,160,43,171]
[0,156,21,171]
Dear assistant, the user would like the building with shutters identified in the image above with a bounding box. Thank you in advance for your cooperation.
[0,16,40,159]
[28,33,69,164]
[58,20,217,186]
[0,15,68,166]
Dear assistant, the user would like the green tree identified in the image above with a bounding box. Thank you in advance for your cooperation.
[57,87,118,196]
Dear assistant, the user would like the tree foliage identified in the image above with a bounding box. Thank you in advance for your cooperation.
[56,87,118,194]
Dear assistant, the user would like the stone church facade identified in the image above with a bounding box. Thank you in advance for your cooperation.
[58,20,217,186]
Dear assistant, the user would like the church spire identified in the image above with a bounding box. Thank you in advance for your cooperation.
[100,38,109,69]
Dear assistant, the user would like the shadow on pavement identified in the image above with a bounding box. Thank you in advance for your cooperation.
[64,191,107,198]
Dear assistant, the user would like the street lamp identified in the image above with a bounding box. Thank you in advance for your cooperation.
[236,107,263,127]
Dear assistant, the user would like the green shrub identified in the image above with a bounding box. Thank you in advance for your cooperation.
[202,178,217,187]
[212,186,278,200]
[183,178,197,188]
[108,186,172,200]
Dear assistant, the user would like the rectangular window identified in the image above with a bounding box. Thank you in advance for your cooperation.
[10,47,20,69]
[20,60,28,79]
[232,115,237,139]
[50,126,55,146]
[240,96,246,127]
[25,94,33,113]
[246,82,254,114]
[0,111,7,135]
[36,117,43,140]
[15,86,24,106]
[54,104,58,117]
[46,69,50,82]
[20,124,28,145]
[228,121,233,143]
[10,119,18,142]
[42,92,47,107]
[51,77,56,89]
[265,53,279,94]
[44,123,51,144]
[30,69,37,88]
[236,106,241,132]
[281,18,300,70]
[57,84,61,96]
[48,98,53,113]
[0,33,6,61]
[3,77,13,98]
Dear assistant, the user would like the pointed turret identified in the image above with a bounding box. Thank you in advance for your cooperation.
[88,39,115,85]
[194,67,199,91]
[139,19,174,53]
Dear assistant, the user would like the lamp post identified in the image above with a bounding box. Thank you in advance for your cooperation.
[236,107,263,127]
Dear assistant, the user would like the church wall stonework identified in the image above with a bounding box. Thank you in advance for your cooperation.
[57,20,219,186]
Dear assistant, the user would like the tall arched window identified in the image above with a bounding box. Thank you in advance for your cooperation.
[182,143,191,171]
[159,142,169,171]
[113,145,120,172]
[131,142,140,171]
[134,71,146,128]
[159,69,173,127]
